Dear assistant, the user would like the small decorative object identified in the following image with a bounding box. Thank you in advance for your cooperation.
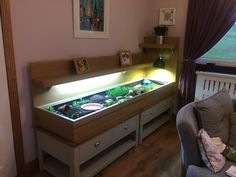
[80,103,103,111]
[58,104,70,112]
[226,166,236,177]
[119,50,132,66]
[72,99,90,107]
[89,94,105,103]
[73,0,109,38]
[153,54,165,68]
[154,25,168,44]
[117,98,127,104]
[106,86,129,97]
[143,83,159,92]
[45,105,55,112]
[74,58,90,74]
[104,99,115,107]
[142,79,152,86]
[159,7,176,26]
[132,84,142,95]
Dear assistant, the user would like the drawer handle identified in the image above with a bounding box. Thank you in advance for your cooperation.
[150,111,153,115]
[94,141,100,147]
[124,125,129,130]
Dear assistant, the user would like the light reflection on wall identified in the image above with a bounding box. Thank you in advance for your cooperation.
[146,68,175,83]
[34,70,145,106]
[34,67,175,106]
[53,72,124,95]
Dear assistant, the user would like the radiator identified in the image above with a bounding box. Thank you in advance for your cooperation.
[195,71,236,101]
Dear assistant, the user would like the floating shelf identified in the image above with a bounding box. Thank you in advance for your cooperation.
[139,43,176,50]
[30,53,153,88]
[31,63,153,88]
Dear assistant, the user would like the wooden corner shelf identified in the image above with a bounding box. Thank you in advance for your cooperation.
[139,36,180,51]
[139,43,175,50]
[139,36,179,51]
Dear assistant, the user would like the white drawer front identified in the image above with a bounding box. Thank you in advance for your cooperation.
[141,98,171,124]
[152,98,171,118]
[141,106,156,124]
[79,130,112,164]
[112,115,137,143]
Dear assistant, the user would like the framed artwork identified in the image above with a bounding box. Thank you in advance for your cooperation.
[159,7,176,26]
[73,58,90,74]
[119,50,132,66]
[73,0,109,38]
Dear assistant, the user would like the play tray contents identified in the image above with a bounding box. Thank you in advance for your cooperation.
[40,79,165,121]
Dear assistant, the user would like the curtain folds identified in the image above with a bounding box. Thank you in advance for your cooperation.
[178,0,236,108]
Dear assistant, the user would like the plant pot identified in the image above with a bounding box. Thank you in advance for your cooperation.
[156,36,164,44]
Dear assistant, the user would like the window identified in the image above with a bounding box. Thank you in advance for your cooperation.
[197,23,236,67]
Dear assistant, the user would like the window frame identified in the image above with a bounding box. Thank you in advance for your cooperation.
[197,22,236,67]
[196,57,236,67]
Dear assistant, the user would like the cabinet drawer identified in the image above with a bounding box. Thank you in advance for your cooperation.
[112,115,137,143]
[79,130,112,164]
[141,98,172,124]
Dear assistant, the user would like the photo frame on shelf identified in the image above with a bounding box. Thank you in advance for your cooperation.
[159,7,176,25]
[73,58,90,74]
[119,50,132,67]
[73,0,109,38]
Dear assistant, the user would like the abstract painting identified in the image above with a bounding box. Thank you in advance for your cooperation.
[73,0,109,38]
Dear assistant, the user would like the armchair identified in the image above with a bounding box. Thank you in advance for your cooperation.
[176,99,236,177]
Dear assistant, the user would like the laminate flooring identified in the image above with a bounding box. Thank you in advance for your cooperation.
[33,119,180,177]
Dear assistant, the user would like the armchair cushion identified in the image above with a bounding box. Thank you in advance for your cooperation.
[198,129,225,173]
[194,89,233,143]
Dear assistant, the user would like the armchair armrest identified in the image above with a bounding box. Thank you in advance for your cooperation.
[186,165,215,177]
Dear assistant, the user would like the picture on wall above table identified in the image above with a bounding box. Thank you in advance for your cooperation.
[119,50,132,67]
[159,7,176,25]
[74,58,90,74]
[73,0,109,38]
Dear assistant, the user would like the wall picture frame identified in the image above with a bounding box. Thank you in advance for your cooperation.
[159,7,176,26]
[73,0,109,38]
[73,58,90,74]
[119,50,132,67]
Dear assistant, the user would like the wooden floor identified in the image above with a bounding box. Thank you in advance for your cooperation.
[33,119,180,177]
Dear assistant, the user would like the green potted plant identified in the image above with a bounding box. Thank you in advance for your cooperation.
[154,25,168,44]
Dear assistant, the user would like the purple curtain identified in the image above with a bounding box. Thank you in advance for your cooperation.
[178,0,236,108]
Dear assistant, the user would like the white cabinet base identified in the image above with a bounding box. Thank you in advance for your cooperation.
[36,96,174,177]
[37,115,139,177]
[139,97,173,144]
